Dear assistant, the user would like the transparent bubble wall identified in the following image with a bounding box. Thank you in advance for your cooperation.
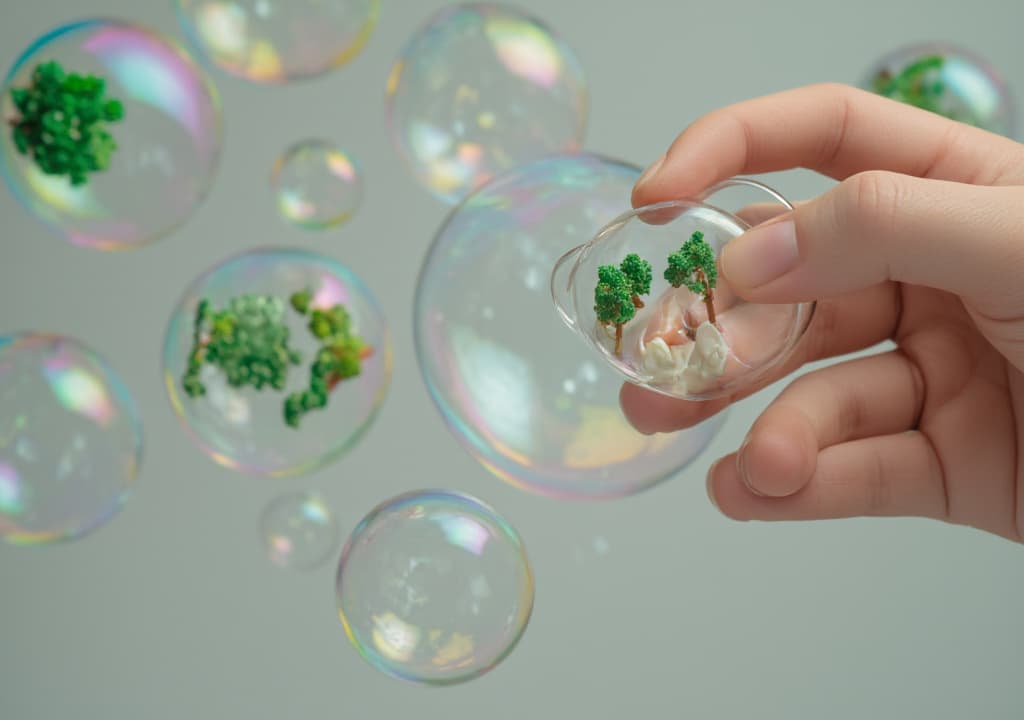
[386,3,588,203]
[0,19,222,249]
[864,42,1017,138]
[271,140,363,230]
[0,333,143,545]
[261,491,339,570]
[414,154,727,499]
[175,0,379,83]
[336,490,533,685]
[163,248,391,477]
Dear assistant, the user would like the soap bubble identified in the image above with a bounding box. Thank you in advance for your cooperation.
[175,0,379,83]
[863,43,1017,137]
[414,153,726,500]
[336,490,533,685]
[261,491,339,570]
[271,140,362,230]
[0,333,143,545]
[551,179,815,401]
[163,248,391,477]
[386,3,588,204]
[0,19,222,250]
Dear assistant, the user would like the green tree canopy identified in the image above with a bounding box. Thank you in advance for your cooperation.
[665,230,717,296]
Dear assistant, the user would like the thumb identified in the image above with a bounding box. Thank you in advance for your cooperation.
[719,171,1024,316]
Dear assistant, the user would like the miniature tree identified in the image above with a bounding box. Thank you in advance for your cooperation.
[665,230,718,328]
[619,253,652,308]
[8,60,125,186]
[594,264,636,354]
[872,55,946,117]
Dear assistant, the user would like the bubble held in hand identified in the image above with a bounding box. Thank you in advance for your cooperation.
[162,248,391,477]
[271,140,362,230]
[0,333,143,545]
[386,3,588,203]
[0,19,222,249]
[261,491,339,570]
[335,490,533,685]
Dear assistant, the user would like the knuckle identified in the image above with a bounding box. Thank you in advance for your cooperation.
[833,170,904,253]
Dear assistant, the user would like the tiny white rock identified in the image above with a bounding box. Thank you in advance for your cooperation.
[640,336,692,383]
[686,321,729,380]
[637,321,729,394]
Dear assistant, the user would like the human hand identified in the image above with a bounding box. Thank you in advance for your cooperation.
[623,83,1024,543]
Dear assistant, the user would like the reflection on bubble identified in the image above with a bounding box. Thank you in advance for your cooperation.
[414,153,726,499]
[0,19,221,249]
[261,491,339,570]
[386,3,587,204]
[336,490,533,685]
[864,43,1017,137]
[175,0,379,83]
[0,333,143,545]
[271,140,362,230]
[162,248,391,477]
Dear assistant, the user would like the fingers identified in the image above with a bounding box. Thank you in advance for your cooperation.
[633,83,1024,208]
[619,282,899,434]
[719,177,1024,318]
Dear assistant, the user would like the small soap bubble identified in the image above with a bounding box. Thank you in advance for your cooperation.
[0,19,222,249]
[271,140,362,230]
[386,3,588,203]
[175,0,379,83]
[0,333,143,545]
[864,43,1016,137]
[261,491,339,570]
[414,153,726,499]
[162,248,391,477]
[336,490,533,685]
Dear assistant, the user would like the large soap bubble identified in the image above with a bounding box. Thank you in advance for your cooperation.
[163,248,391,477]
[336,490,533,685]
[863,42,1017,137]
[414,153,727,500]
[0,333,143,545]
[0,19,222,249]
[175,0,379,83]
[386,3,588,204]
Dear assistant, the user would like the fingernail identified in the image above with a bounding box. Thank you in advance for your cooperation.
[706,458,722,510]
[721,217,799,289]
[635,154,665,191]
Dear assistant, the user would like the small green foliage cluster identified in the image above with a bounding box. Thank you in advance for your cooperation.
[593,231,718,352]
[872,55,947,117]
[182,289,370,429]
[9,60,125,186]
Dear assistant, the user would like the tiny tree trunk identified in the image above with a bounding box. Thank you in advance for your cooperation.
[614,323,623,354]
[696,269,716,325]
[631,295,644,309]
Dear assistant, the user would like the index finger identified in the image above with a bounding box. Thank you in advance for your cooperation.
[633,82,1024,207]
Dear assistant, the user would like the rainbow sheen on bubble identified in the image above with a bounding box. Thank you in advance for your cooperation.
[162,248,391,477]
[0,333,143,545]
[261,491,339,570]
[336,490,533,685]
[175,0,379,83]
[414,153,726,499]
[386,3,588,204]
[864,43,1017,137]
[0,19,222,249]
[271,140,362,230]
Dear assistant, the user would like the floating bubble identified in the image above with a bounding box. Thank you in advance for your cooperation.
[0,19,222,250]
[414,153,727,500]
[336,490,533,685]
[271,140,362,230]
[163,248,391,477]
[175,0,379,83]
[261,491,339,570]
[387,3,588,204]
[0,333,143,545]
[552,179,815,401]
[863,43,1017,137]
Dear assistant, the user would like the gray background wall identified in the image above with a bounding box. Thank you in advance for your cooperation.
[1,0,1021,717]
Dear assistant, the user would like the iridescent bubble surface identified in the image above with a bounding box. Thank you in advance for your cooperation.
[0,333,142,545]
[261,491,339,570]
[414,153,726,499]
[175,0,379,83]
[0,19,222,249]
[386,3,588,204]
[864,43,1017,137]
[336,490,533,685]
[271,140,362,230]
[163,248,391,477]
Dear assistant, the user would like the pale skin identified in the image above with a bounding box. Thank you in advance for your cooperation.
[622,83,1024,544]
